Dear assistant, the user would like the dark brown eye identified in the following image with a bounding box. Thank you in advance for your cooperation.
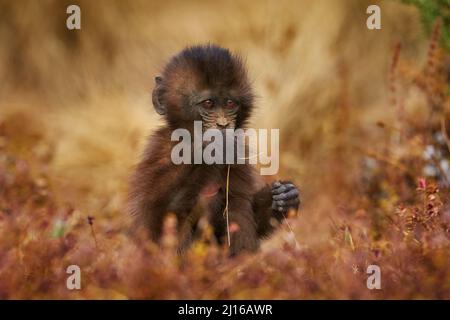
[202,99,214,108]
[226,99,237,108]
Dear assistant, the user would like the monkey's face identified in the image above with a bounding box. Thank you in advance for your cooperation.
[191,91,240,131]
[152,45,254,131]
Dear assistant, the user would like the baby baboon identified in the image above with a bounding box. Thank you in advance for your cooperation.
[128,44,300,255]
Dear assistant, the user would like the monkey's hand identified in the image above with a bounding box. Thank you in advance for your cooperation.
[271,181,300,217]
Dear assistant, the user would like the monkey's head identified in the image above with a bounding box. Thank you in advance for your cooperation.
[152,44,254,131]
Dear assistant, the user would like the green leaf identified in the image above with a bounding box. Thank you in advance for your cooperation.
[50,219,66,238]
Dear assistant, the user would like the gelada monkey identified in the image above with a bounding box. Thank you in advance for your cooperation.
[128,44,300,255]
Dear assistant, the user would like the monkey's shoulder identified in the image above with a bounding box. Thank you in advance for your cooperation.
[140,127,176,163]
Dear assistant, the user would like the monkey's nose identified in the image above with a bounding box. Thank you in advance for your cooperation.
[216,117,229,128]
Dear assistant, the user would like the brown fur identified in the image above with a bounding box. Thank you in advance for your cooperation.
[128,44,291,255]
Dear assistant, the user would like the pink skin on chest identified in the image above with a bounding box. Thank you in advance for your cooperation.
[199,182,221,198]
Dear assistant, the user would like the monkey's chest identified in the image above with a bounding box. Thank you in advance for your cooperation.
[170,182,223,222]
[197,182,224,210]
[168,181,223,211]
[199,182,221,199]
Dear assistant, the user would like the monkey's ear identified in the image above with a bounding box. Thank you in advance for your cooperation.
[152,76,166,115]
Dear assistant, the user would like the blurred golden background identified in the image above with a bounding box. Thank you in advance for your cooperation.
[0,0,448,299]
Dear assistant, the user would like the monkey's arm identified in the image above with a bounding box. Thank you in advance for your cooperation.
[128,128,189,241]
[252,181,300,237]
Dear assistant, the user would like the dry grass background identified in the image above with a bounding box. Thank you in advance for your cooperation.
[0,0,449,299]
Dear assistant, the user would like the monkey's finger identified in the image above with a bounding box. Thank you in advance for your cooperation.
[272,182,294,192]
[271,183,296,195]
[272,181,281,188]
[285,198,300,209]
[272,188,299,200]
[275,188,299,201]
[274,198,299,209]
[277,198,300,206]
[272,202,287,212]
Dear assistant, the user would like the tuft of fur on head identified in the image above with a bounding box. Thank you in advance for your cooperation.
[156,44,254,128]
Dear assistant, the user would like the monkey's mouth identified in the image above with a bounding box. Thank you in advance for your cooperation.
[201,128,236,147]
